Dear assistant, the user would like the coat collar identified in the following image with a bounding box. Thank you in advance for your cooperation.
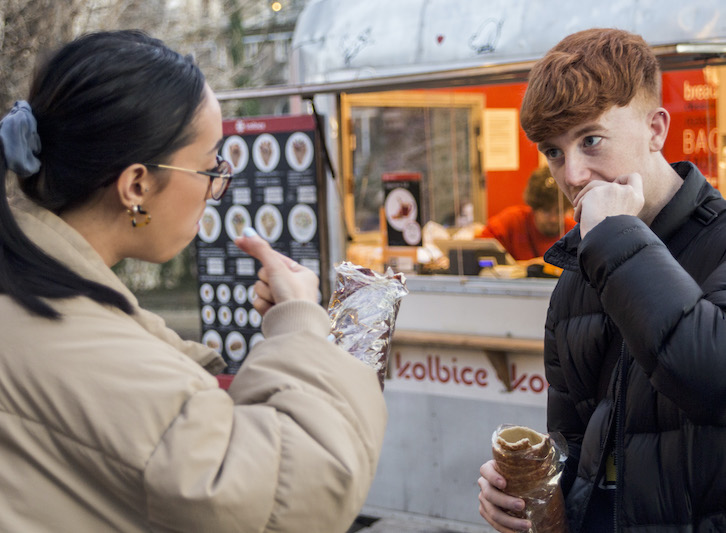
[544,162,713,271]
[9,192,226,374]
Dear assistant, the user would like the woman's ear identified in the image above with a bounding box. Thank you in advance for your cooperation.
[649,107,670,152]
[116,164,151,209]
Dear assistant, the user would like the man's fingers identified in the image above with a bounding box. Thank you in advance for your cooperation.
[615,171,642,187]
[477,461,530,532]
[572,179,607,206]
[478,489,529,533]
[480,460,506,490]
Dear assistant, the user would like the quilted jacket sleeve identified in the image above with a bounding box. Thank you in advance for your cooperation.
[578,215,726,426]
[543,283,586,497]
[143,300,387,533]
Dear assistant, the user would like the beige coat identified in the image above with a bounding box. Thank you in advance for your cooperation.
[0,196,387,532]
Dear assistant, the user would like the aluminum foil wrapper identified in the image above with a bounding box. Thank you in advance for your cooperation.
[328,262,408,389]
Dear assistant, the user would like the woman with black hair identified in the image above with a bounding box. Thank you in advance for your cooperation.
[0,30,386,532]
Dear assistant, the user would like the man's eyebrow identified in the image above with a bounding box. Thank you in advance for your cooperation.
[571,122,603,138]
[537,122,604,151]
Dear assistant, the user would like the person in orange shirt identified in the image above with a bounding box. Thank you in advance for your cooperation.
[476,166,575,261]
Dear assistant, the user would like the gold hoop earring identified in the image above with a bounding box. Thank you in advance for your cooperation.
[127,205,151,228]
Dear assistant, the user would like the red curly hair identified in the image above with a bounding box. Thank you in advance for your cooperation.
[520,28,661,143]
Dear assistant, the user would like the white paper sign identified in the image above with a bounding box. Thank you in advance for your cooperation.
[484,108,519,171]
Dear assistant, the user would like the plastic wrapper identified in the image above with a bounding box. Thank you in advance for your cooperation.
[491,424,569,533]
[327,262,408,389]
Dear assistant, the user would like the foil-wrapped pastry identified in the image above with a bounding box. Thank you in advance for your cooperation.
[328,262,408,389]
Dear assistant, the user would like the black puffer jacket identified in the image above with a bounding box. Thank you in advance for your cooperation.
[543,162,726,532]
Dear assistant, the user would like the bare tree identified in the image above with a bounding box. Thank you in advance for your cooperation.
[0,0,82,111]
[0,0,306,112]
[0,0,235,112]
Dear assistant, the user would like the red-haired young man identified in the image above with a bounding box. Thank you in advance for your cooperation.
[479,28,726,533]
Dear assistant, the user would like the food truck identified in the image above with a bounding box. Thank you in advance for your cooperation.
[209,1,726,529]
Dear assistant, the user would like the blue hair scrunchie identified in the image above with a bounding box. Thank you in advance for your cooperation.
[0,100,42,178]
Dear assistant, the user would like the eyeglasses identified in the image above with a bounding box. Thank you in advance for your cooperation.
[145,154,233,200]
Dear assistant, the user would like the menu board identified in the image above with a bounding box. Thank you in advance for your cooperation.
[195,115,328,374]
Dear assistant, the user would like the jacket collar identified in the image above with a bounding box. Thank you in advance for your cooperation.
[544,162,712,271]
[649,161,719,242]
[9,192,226,374]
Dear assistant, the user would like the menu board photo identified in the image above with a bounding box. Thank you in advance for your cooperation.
[195,115,328,374]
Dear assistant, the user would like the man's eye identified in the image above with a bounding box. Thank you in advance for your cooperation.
[544,148,562,160]
[583,136,602,148]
